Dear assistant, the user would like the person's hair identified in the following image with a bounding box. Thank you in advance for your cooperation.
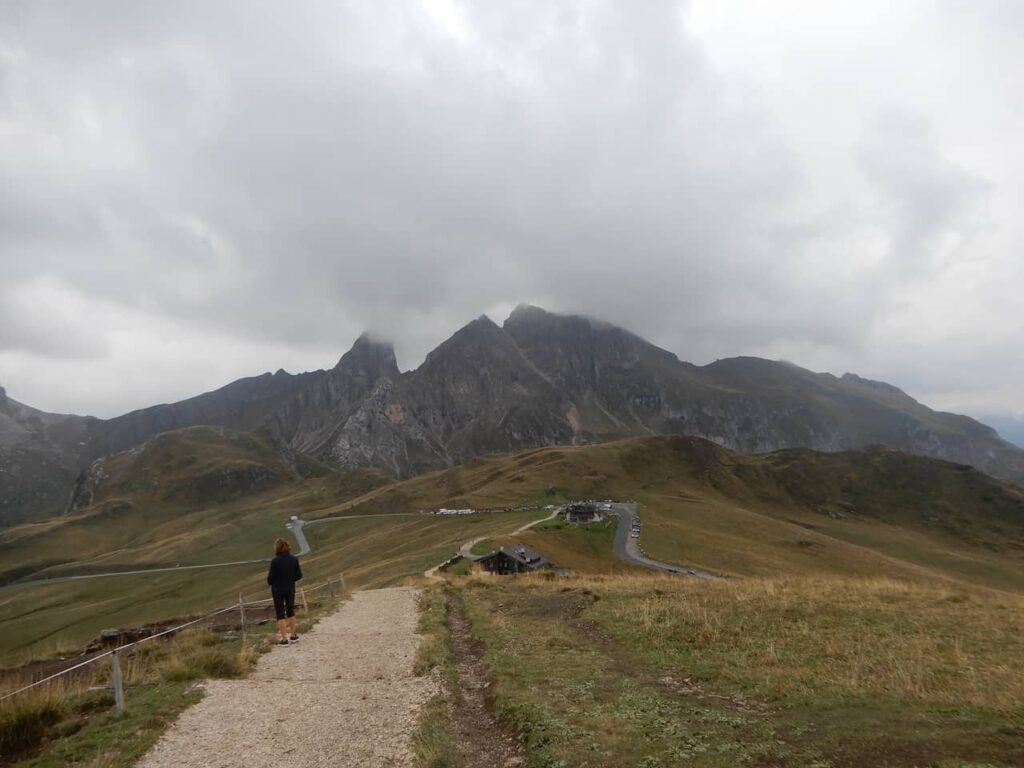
[274,538,291,556]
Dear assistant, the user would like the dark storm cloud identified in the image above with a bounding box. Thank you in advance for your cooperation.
[0,0,1020,420]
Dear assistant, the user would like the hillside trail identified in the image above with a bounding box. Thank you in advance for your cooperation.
[138,586,435,768]
[424,508,560,578]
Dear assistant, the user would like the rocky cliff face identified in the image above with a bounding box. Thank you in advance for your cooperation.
[84,368,323,460]
[262,333,400,456]
[310,317,575,475]
[277,305,1024,483]
[4,304,1024,523]
[0,386,93,525]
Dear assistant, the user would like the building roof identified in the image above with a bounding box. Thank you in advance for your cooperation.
[499,544,546,566]
[476,542,549,569]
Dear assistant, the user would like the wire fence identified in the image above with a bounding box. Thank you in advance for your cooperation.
[0,572,347,713]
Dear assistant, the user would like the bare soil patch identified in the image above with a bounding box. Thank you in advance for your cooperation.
[446,592,526,768]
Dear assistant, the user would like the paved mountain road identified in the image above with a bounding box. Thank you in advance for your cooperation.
[610,503,720,579]
[138,586,435,768]
[289,512,423,556]
[425,508,559,578]
[1,511,423,591]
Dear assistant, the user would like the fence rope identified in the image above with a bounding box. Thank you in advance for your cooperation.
[0,575,341,703]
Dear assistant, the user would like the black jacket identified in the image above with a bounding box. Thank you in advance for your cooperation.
[267,553,303,593]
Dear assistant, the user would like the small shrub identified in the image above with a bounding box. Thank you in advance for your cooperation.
[161,647,253,682]
[73,689,115,714]
[413,698,457,768]
[0,687,64,756]
[193,630,223,647]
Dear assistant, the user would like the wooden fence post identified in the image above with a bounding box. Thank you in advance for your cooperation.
[111,650,125,716]
[301,588,308,614]
[239,594,247,642]
[328,578,336,600]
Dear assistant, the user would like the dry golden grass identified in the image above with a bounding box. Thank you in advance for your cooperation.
[557,572,1024,711]
[0,677,69,755]
[0,625,269,761]
[411,585,459,768]
[456,572,1024,766]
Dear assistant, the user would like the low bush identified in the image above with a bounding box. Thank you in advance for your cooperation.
[0,684,65,756]
[160,645,256,682]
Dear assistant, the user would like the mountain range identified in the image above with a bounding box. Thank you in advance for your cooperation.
[2,304,1023,525]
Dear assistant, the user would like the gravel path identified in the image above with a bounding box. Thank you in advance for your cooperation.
[138,587,435,768]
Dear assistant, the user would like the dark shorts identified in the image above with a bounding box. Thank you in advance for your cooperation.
[272,589,296,620]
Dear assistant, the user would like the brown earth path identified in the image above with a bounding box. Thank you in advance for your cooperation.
[137,586,435,768]
[424,508,560,578]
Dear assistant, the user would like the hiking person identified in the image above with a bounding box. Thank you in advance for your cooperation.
[267,537,303,645]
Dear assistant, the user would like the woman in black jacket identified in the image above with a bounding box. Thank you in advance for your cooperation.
[267,538,303,646]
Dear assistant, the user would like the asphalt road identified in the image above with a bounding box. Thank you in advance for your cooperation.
[0,557,271,591]
[2,504,718,592]
[289,512,423,556]
[610,503,719,579]
[426,508,560,578]
[2,511,424,592]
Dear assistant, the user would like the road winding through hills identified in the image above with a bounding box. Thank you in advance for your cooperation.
[610,502,719,579]
[424,507,560,578]
[4,503,718,591]
[1,511,423,591]
[426,503,720,579]
[288,511,423,556]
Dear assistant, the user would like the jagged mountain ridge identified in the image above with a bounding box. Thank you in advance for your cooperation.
[299,305,1023,482]
[2,305,1023,524]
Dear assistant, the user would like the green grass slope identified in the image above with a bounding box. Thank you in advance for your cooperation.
[457,574,1024,768]
[0,426,552,660]
[2,431,1022,663]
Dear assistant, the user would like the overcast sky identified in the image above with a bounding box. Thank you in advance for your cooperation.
[1,1,1021,427]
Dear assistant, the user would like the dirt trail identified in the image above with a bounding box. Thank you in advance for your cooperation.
[425,508,560,578]
[446,593,526,767]
[138,587,435,768]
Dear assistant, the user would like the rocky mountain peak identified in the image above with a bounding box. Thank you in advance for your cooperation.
[504,304,627,338]
[463,314,501,333]
[416,315,553,398]
[424,315,506,360]
[506,303,552,324]
[335,333,399,379]
[504,304,671,365]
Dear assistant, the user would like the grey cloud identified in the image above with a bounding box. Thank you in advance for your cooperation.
[858,110,990,278]
[0,0,1020,419]
[0,285,108,359]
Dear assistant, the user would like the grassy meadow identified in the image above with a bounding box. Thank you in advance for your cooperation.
[4,431,1024,663]
[452,573,1024,768]
[0,507,549,663]
[1,427,1023,765]
[0,585,340,767]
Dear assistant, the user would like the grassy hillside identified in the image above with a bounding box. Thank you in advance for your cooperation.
[0,426,557,661]
[453,573,1024,767]
[375,435,1024,590]
[2,430,1023,663]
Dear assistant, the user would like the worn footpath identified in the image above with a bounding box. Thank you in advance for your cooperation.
[138,586,435,768]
